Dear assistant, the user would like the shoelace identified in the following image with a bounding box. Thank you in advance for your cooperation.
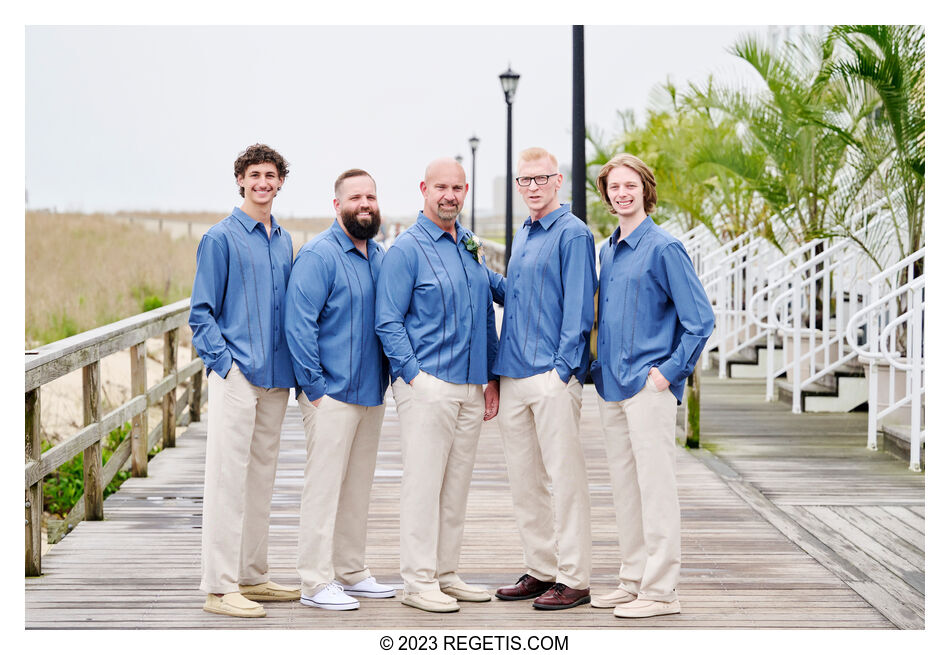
[550,583,568,595]
[326,582,345,595]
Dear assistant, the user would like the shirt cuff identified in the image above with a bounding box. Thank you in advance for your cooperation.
[301,378,327,403]
[554,359,572,384]
[209,351,233,379]
[656,361,681,387]
[400,359,420,385]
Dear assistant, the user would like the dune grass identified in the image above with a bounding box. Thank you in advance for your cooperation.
[25,211,201,347]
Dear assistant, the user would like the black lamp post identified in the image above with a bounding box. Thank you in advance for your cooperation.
[468,134,480,232]
[499,65,520,267]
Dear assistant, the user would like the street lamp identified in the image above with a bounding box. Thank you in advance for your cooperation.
[468,134,480,232]
[499,65,520,268]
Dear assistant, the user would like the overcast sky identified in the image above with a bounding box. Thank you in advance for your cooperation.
[25,24,778,220]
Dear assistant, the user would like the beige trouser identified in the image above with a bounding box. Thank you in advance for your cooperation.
[497,370,591,589]
[200,364,289,594]
[597,376,680,602]
[391,372,484,593]
[296,392,385,596]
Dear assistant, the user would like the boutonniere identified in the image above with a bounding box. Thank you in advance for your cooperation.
[463,233,483,263]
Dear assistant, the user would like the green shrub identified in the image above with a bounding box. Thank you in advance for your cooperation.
[42,422,135,517]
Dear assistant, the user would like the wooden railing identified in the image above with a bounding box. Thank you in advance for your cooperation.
[25,299,204,576]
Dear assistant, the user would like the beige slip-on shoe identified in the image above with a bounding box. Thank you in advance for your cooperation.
[402,589,460,613]
[613,598,681,618]
[239,580,301,601]
[591,588,637,608]
[203,592,266,618]
[441,580,493,602]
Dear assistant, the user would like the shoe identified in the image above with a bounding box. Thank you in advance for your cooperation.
[532,583,591,610]
[495,574,555,601]
[238,580,301,601]
[591,588,637,608]
[441,580,492,602]
[300,583,360,611]
[613,598,681,618]
[340,576,396,598]
[203,592,265,618]
[401,589,460,613]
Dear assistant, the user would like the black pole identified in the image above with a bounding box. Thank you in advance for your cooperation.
[572,25,587,223]
[471,144,477,233]
[505,100,514,266]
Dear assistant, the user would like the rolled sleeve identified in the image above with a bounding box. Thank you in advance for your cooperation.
[554,233,596,382]
[285,250,331,401]
[375,247,420,384]
[655,242,715,386]
[189,235,233,378]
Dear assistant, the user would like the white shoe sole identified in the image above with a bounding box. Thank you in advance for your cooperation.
[300,597,359,611]
[344,588,396,598]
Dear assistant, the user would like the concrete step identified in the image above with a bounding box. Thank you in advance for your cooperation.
[881,424,925,470]
[710,342,784,379]
[777,371,869,413]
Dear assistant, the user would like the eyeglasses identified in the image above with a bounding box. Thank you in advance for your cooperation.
[515,174,558,187]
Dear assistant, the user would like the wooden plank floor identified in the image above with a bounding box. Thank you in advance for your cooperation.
[26,383,898,629]
[689,371,925,629]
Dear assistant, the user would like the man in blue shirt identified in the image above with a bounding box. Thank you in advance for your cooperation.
[189,144,300,618]
[590,154,714,619]
[490,147,597,610]
[376,158,500,613]
[285,169,395,611]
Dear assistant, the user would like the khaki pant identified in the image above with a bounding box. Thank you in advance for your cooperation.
[296,392,385,596]
[497,370,591,589]
[597,377,680,602]
[391,372,484,593]
[200,365,289,594]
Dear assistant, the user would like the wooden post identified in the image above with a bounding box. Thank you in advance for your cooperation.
[190,344,202,423]
[25,388,42,576]
[685,369,701,449]
[82,362,104,520]
[163,329,178,448]
[130,342,148,477]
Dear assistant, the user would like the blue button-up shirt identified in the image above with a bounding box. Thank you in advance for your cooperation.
[376,212,499,385]
[189,207,295,389]
[284,221,389,407]
[592,217,714,404]
[489,204,596,384]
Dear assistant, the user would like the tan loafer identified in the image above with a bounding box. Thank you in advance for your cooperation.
[203,592,266,618]
[613,598,681,618]
[591,588,637,608]
[402,589,460,613]
[239,580,301,602]
[441,580,492,602]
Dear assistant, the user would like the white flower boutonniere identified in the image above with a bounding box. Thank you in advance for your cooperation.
[463,233,483,263]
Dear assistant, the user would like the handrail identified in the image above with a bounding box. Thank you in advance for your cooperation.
[25,299,206,576]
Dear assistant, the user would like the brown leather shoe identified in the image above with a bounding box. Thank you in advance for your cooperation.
[495,574,555,601]
[532,583,591,610]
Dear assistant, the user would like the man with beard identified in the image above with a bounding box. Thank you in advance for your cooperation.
[376,158,500,613]
[285,168,394,611]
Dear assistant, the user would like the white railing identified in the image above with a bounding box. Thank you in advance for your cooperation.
[845,249,925,471]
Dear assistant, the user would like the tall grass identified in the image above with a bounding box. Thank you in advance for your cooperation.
[25,211,200,347]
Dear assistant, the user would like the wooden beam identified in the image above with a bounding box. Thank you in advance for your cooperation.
[25,388,42,576]
[82,362,103,521]
[163,329,178,448]
[190,345,203,423]
[130,343,148,477]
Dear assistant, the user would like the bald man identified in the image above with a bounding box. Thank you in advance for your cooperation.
[376,158,500,613]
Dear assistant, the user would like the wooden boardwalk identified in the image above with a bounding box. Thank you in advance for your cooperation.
[25,374,922,629]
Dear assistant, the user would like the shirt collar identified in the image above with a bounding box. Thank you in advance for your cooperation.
[231,206,282,236]
[329,220,358,253]
[611,215,655,251]
[525,203,570,231]
[416,211,461,242]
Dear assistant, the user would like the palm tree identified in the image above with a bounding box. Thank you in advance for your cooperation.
[826,25,925,266]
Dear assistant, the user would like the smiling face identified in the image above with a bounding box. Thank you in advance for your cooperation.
[516,155,562,220]
[237,162,283,208]
[605,165,647,222]
[334,174,381,241]
[421,159,468,227]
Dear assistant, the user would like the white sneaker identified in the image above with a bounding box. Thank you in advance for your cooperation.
[339,576,396,598]
[301,583,360,610]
